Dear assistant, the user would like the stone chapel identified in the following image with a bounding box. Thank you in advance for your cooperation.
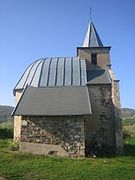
[12,21,123,157]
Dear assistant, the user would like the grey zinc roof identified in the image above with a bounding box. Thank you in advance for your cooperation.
[12,86,91,116]
[87,69,111,84]
[83,21,103,47]
[14,57,87,91]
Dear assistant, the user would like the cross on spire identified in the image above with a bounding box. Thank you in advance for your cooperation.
[89,7,92,22]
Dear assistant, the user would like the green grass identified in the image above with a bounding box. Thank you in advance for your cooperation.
[0,139,135,180]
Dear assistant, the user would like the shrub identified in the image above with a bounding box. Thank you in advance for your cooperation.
[9,140,20,151]
[0,128,13,139]
[123,129,132,141]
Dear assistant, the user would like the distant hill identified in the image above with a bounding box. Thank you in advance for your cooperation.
[0,105,14,123]
[121,108,135,126]
[121,108,135,118]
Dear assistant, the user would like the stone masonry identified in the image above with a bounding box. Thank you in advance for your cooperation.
[108,66,124,154]
[21,116,86,157]
[85,84,116,156]
[77,47,111,69]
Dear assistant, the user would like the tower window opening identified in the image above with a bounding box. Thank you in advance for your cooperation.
[91,53,97,65]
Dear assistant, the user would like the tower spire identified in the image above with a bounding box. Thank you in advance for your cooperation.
[83,21,103,47]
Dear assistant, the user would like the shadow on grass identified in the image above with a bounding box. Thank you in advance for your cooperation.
[124,144,135,157]
[0,128,13,139]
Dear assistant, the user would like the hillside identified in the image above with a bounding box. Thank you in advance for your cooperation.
[0,105,14,123]
[121,108,135,126]
[121,108,135,118]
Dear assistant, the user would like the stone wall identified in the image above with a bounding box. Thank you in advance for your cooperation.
[20,116,86,157]
[112,80,123,154]
[86,84,116,156]
[108,67,124,154]
[14,116,21,140]
[77,48,110,69]
[14,90,23,140]
[15,90,22,103]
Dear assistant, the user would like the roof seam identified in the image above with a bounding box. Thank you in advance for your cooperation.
[38,58,46,87]
[79,60,82,85]
[30,60,43,86]
[14,61,36,92]
[71,57,73,85]
[47,58,53,86]
[23,60,38,88]
[63,57,66,86]
[14,57,87,90]
[55,57,59,86]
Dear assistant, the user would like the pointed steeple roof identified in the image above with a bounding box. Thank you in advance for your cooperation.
[83,21,103,47]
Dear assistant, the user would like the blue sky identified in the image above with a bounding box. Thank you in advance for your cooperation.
[0,0,135,108]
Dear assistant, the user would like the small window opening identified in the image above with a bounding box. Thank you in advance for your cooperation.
[91,53,97,65]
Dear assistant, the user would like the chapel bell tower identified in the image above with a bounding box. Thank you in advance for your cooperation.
[77,21,111,69]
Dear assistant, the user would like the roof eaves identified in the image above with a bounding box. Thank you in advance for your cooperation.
[87,82,111,85]
[15,113,91,117]
[77,46,111,50]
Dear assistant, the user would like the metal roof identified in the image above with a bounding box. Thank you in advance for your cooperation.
[83,21,103,47]
[14,57,87,91]
[87,69,111,84]
[12,86,91,116]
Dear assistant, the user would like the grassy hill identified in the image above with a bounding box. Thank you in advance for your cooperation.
[121,108,135,117]
[121,108,135,138]
[0,105,14,123]
[121,108,135,126]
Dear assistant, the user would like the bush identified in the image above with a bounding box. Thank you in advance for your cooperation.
[0,128,13,139]
[123,129,131,140]
[9,140,20,151]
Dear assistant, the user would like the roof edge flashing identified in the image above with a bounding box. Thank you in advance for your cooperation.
[77,46,111,50]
